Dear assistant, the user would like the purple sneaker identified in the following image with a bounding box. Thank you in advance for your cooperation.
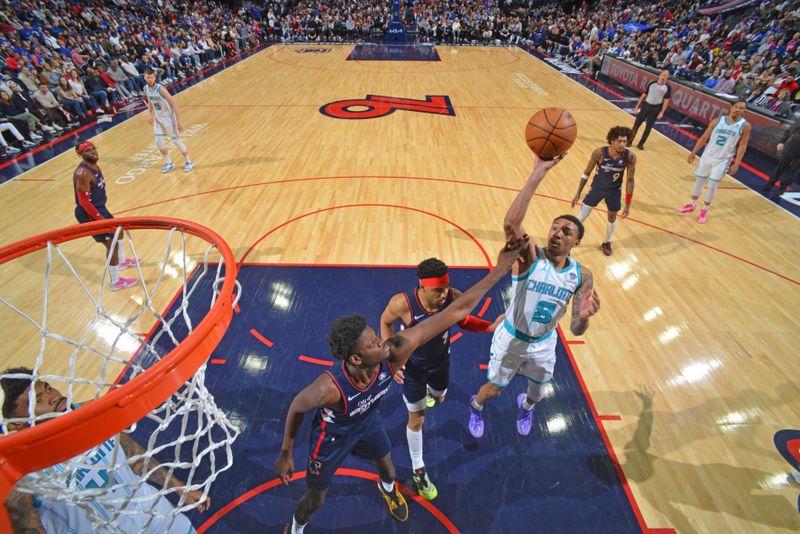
[516,393,533,436]
[468,395,484,438]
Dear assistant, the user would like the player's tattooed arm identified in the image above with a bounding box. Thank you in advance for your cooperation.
[570,267,600,336]
[6,490,45,534]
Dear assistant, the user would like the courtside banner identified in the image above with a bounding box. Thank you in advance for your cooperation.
[601,55,787,157]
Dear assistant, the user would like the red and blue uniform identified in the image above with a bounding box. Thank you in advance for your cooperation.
[306,360,394,490]
[400,288,453,406]
[583,147,629,212]
[74,162,114,242]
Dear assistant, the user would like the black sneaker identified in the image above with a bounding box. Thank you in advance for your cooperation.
[602,242,613,256]
[761,182,773,192]
[377,481,409,521]
[636,144,644,150]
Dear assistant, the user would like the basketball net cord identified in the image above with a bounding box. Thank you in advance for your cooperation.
[0,225,241,532]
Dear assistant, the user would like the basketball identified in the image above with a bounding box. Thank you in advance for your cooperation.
[525,107,578,159]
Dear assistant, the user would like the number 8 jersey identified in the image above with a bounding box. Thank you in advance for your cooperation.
[503,247,582,342]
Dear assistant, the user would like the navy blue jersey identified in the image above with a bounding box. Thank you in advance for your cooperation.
[403,288,453,366]
[592,148,629,190]
[316,360,394,434]
[73,162,107,209]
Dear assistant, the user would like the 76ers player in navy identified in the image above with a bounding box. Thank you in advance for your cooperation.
[571,126,637,256]
[73,141,140,291]
[379,258,502,500]
[274,239,528,534]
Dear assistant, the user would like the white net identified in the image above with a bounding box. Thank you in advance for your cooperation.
[0,222,241,532]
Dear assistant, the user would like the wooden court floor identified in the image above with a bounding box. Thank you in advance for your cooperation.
[0,45,798,533]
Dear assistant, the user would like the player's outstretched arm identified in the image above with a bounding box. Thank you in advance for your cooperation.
[572,148,601,208]
[503,156,563,242]
[387,238,527,369]
[688,119,715,163]
[275,374,341,485]
[6,491,45,533]
[570,266,600,336]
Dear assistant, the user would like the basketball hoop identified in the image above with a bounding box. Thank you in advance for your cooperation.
[0,217,241,532]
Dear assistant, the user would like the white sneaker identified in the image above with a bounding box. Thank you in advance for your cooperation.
[96,108,105,114]
[21,140,35,147]
[4,146,21,154]
[183,161,194,172]
[110,276,137,291]
[52,124,63,131]
[161,161,174,173]
[30,133,43,140]
[41,125,55,132]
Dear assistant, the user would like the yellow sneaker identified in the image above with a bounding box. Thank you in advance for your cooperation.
[425,393,436,409]
[377,481,409,521]
[412,467,438,500]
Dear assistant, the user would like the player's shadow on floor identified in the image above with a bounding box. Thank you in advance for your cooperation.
[200,156,285,168]
[592,388,800,534]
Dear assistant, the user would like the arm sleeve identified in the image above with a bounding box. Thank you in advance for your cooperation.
[456,315,492,333]
[77,191,104,220]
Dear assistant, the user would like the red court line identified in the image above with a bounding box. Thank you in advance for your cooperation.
[210,359,226,365]
[237,203,492,268]
[598,415,623,421]
[581,74,625,98]
[249,328,273,347]
[566,340,585,345]
[451,332,463,343]
[647,529,678,534]
[667,124,769,180]
[298,355,334,367]
[197,468,459,534]
[558,325,658,533]
[479,363,488,370]
[116,174,799,286]
[0,120,98,171]
[477,297,492,317]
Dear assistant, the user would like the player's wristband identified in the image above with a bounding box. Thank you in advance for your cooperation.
[580,174,589,181]
[625,193,633,205]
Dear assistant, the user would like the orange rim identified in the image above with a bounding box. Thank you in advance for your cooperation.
[0,217,236,529]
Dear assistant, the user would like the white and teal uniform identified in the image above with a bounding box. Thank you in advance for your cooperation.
[26,431,195,534]
[695,114,747,182]
[145,82,179,139]
[487,246,581,387]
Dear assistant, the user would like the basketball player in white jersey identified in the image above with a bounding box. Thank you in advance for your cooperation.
[143,68,194,174]
[2,367,208,533]
[678,100,750,223]
[467,156,600,438]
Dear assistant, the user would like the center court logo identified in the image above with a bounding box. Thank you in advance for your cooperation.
[320,95,455,120]
[115,123,208,184]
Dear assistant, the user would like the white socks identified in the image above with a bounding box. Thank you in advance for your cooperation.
[471,398,483,411]
[291,516,306,534]
[522,398,535,411]
[578,204,592,222]
[109,264,120,284]
[380,479,395,493]
[406,427,424,470]
[117,242,126,263]
[605,221,616,243]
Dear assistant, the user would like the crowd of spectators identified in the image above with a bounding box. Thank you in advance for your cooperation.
[0,0,271,157]
[269,0,800,118]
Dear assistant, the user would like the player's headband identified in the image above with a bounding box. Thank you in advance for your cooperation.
[76,141,94,154]
[419,274,449,288]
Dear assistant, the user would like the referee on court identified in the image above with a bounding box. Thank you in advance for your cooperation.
[631,70,671,150]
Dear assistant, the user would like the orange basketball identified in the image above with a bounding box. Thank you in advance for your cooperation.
[525,108,577,159]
